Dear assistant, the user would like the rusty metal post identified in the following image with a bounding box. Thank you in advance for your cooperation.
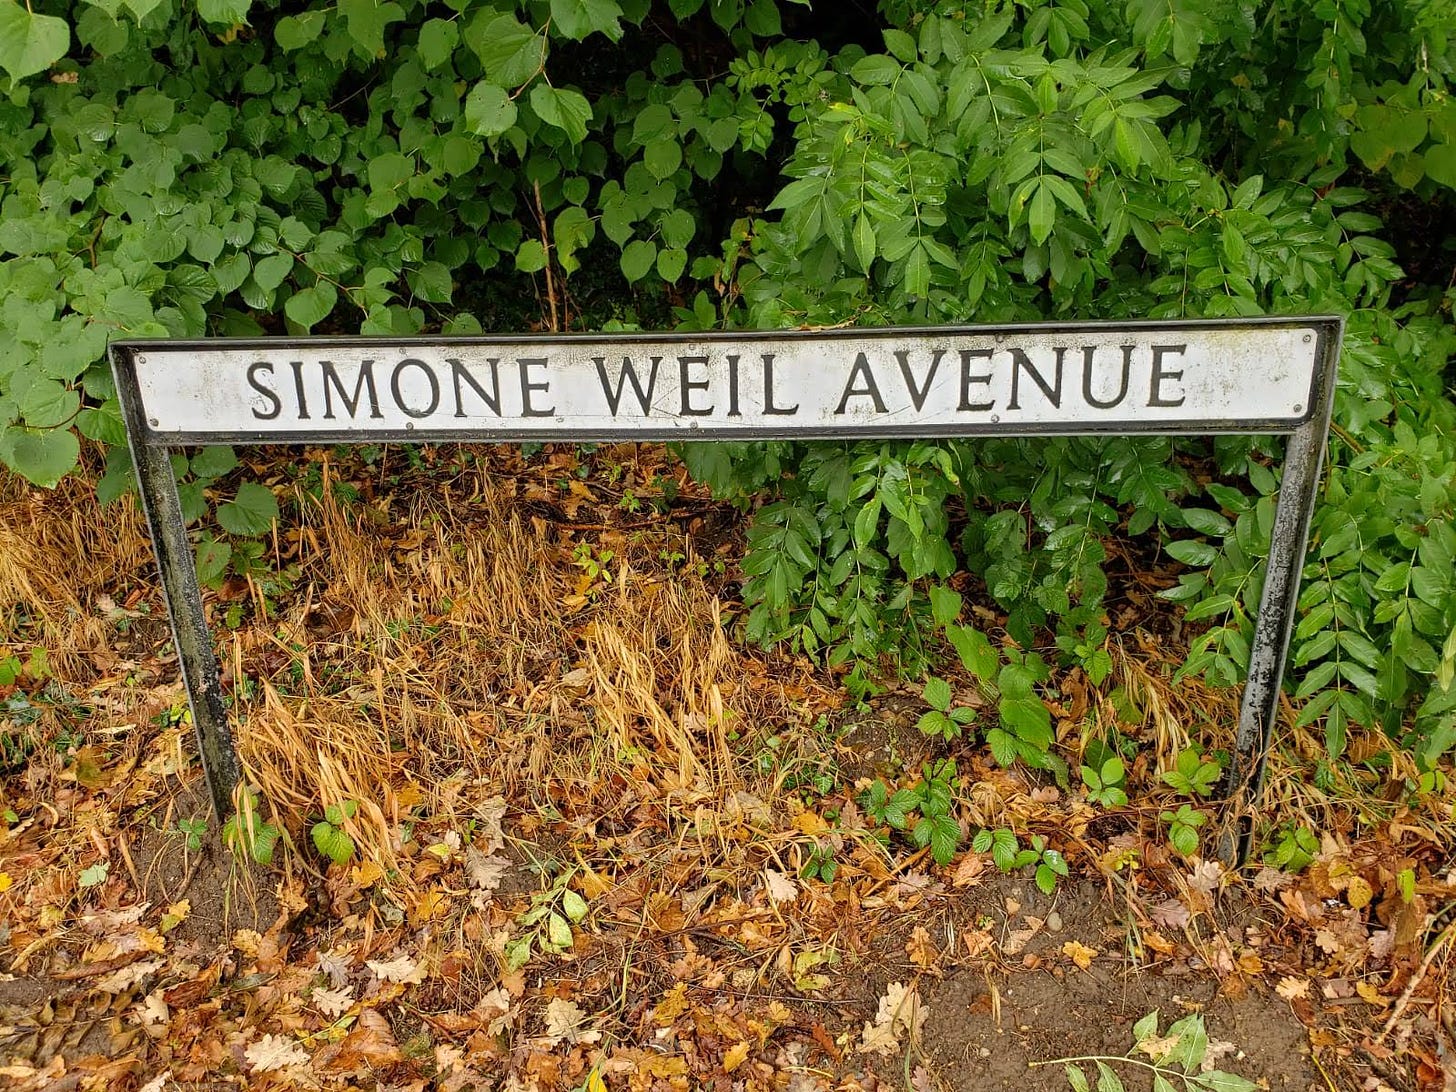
[113,348,240,818]
[1221,322,1342,865]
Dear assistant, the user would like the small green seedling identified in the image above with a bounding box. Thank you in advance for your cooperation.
[224,787,282,866]
[311,800,358,866]
[973,828,1067,894]
[916,675,976,743]
[1034,1009,1257,1091]
[176,816,208,852]
[1263,823,1319,872]
[1160,804,1207,858]
[504,870,590,969]
[1081,755,1127,807]
[1161,747,1222,796]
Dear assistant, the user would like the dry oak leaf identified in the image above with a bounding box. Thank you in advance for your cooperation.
[95,958,164,994]
[466,847,511,892]
[313,986,355,1018]
[1150,897,1192,930]
[906,926,939,972]
[543,997,601,1047]
[316,947,352,987]
[1061,940,1097,971]
[1186,859,1225,895]
[1275,976,1311,1001]
[764,868,799,904]
[245,1033,311,1072]
[858,981,927,1056]
[367,953,426,984]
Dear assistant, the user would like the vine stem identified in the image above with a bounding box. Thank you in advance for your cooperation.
[1027,1054,1188,1084]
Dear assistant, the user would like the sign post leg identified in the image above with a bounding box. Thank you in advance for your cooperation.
[1223,347,1338,866]
[128,440,240,819]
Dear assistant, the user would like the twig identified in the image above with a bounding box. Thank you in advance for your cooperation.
[1375,915,1456,1045]
[533,181,560,332]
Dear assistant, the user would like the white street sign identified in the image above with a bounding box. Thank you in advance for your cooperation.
[122,321,1327,441]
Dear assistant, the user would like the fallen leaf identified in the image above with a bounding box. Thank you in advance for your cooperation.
[95,958,163,994]
[314,986,355,1018]
[764,868,798,904]
[466,848,511,891]
[543,997,601,1047]
[1355,981,1387,1007]
[1135,1033,1182,1062]
[1186,859,1224,894]
[905,926,939,972]
[1275,976,1310,1001]
[367,954,426,984]
[316,948,352,987]
[1061,940,1097,971]
[722,1041,751,1072]
[1346,875,1373,910]
[858,981,927,1056]
[159,900,190,933]
[245,1033,310,1072]
[951,853,986,888]
[1150,897,1192,930]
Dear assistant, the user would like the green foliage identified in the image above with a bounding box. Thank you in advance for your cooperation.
[971,827,1067,894]
[1080,755,1127,808]
[1161,748,1222,797]
[310,799,358,866]
[1043,1010,1257,1092]
[1,0,1455,776]
[1263,823,1320,873]
[862,758,961,866]
[915,674,975,743]
[224,786,282,866]
[175,815,207,852]
[1159,803,1206,858]
[504,869,589,969]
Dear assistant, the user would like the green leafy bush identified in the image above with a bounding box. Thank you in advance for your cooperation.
[1,0,1453,774]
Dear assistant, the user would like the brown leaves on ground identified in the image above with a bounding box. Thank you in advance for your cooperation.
[2,453,1455,1092]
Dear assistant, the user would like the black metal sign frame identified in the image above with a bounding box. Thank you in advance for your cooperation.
[110,317,1342,864]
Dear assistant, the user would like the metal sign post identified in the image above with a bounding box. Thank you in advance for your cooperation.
[110,317,1341,861]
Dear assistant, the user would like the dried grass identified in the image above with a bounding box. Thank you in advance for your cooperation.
[234,470,796,881]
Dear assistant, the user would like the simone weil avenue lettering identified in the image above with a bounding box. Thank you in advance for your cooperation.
[112,318,1342,866]
[126,323,1324,441]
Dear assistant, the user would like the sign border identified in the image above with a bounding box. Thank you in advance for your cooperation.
[110,315,1343,866]
[114,316,1334,445]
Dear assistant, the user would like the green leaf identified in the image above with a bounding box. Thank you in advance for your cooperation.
[922,675,952,711]
[465,82,518,138]
[1166,539,1217,566]
[656,246,687,282]
[1028,181,1056,245]
[516,239,547,273]
[1094,1061,1126,1092]
[196,0,251,25]
[339,0,404,55]
[550,0,624,42]
[407,261,453,303]
[190,446,238,479]
[546,910,573,949]
[196,537,231,585]
[0,1,70,82]
[217,482,279,535]
[416,18,459,69]
[643,138,682,180]
[620,239,656,281]
[0,427,79,488]
[1066,1066,1090,1092]
[284,282,338,329]
[467,14,544,86]
[561,888,588,923]
[253,252,293,292]
[78,860,110,888]
[530,83,592,144]
[1425,142,1456,188]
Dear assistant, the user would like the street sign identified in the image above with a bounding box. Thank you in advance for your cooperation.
[111,317,1342,864]
[125,322,1325,441]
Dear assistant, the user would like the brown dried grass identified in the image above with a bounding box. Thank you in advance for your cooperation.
[234,468,795,881]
